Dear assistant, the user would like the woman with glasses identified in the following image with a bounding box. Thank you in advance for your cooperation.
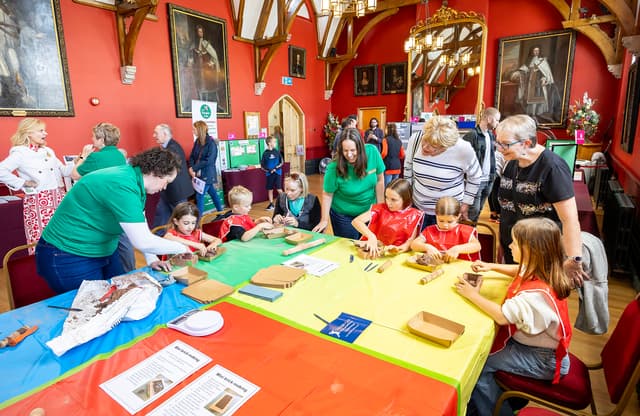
[272,172,321,231]
[496,114,588,287]
[313,128,385,238]
[404,116,482,227]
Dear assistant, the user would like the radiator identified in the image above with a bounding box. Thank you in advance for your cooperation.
[603,191,636,273]
[592,166,610,209]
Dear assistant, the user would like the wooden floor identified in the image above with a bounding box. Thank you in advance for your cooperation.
[1,173,638,414]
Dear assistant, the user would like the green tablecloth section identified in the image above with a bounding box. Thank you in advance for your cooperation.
[229,238,511,415]
[194,232,338,287]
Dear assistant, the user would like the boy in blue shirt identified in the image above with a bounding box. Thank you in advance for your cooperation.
[260,136,283,210]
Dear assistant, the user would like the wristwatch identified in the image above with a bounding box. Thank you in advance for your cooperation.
[567,256,582,263]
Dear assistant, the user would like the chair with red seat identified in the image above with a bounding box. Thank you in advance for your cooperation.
[493,297,640,416]
[2,242,56,310]
[200,209,231,239]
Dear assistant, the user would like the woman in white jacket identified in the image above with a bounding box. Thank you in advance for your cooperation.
[0,118,72,250]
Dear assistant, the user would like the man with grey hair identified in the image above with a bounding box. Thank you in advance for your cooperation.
[152,123,194,230]
[462,107,501,222]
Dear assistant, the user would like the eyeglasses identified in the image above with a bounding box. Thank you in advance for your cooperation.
[496,139,524,151]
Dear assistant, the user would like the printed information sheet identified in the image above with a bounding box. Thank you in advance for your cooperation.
[147,364,260,416]
[100,340,211,414]
[282,254,339,277]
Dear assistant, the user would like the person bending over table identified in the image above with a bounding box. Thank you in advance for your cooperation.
[35,147,190,293]
[313,128,385,239]
[403,116,482,227]
[351,178,423,258]
[0,118,73,252]
[272,172,321,231]
[495,114,588,287]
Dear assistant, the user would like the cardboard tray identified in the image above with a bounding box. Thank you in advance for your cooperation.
[181,279,234,304]
[263,227,295,239]
[407,311,465,347]
[250,265,306,289]
[405,255,443,272]
[198,246,227,262]
[171,266,208,285]
[284,232,313,245]
[169,252,198,267]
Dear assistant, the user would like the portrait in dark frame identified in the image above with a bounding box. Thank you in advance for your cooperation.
[0,0,74,116]
[289,46,306,79]
[495,29,576,128]
[354,64,378,96]
[168,4,231,118]
[382,62,407,94]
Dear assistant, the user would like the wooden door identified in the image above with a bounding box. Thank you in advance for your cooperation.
[358,106,387,132]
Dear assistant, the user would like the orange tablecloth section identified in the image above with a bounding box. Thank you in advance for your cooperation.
[2,302,457,416]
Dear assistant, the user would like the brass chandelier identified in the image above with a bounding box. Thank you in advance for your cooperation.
[320,0,377,18]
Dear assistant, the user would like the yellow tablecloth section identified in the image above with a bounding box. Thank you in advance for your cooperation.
[230,238,511,414]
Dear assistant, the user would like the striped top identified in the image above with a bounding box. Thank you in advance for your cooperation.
[405,135,482,215]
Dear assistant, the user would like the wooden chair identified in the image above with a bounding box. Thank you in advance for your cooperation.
[476,222,498,263]
[492,297,640,416]
[150,224,169,235]
[200,209,231,238]
[2,242,55,310]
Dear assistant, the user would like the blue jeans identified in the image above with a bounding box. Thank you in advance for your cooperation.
[421,213,437,230]
[384,173,399,187]
[329,208,360,239]
[195,183,223,216]
[35,238,125,294]
[467,338,570,416]
[117,233,136,273]
[469,179,493,223]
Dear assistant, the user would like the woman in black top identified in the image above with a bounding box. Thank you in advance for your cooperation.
[272,172,321,231]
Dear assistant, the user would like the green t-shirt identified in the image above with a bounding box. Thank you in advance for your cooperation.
[76,145,126,176]
[42,165,146,257]
[323,143,385,216]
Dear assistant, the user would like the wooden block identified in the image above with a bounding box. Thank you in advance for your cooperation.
[419,268,445,285]
[181,279,234,304]
[282,238,325,256]
[377,260,392,273]
[284,232,313,245]
[250,265,306,289]
[198,246,226,262]
[171,266,208,285]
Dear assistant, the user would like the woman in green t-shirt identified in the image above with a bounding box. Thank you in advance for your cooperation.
[313,128,385,239]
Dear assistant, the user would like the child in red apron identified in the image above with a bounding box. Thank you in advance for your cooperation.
[351,179,423,259]
[164,202,221,255]
[455,217,573,416]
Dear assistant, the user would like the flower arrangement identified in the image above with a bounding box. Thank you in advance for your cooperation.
[323,112,340,151]
[566,92,600,141]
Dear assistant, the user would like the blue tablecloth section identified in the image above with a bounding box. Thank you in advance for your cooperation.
[0,282,200,406]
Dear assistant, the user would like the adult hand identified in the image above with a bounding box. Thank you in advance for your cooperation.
[188,167,196,178]
[273,214,284,225]
[81,144,94,158]
[563,259,589,288]
[460,203,470,221]
[256,216,273,224]
[150,260,172,272]
[312,220,328,233]
[23,180,38,188]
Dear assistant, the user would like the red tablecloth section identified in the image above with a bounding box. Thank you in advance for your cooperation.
[2,302,457,416]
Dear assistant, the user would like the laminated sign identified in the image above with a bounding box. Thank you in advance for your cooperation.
[320,312,371,343]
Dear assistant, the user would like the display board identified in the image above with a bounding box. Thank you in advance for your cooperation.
[226,139,260,168]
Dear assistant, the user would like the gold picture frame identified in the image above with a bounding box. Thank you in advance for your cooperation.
[168,4,231,118]
[244,112,260,138]
[495,29,576,128]
[0,0,74,116]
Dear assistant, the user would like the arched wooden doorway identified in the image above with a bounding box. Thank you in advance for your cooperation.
[268,95,305,173]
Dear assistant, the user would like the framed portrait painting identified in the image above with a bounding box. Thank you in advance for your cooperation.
[0,0,74,116]
[289,46,306,79]
[354,64,377,96]
[495,29,576,128]
[382,62,407,94]
[168,4,231,118]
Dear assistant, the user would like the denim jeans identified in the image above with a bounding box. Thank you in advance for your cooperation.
[469,179,493,223]
[467,338,570,416]
[36,238,125,294]
[195,183,223,216]
[329,208,360,239]
[421,213,437,230]
[384,173,399,187]
[117,233,136,273]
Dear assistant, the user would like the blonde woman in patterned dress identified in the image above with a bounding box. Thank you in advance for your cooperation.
[0,118,73,251]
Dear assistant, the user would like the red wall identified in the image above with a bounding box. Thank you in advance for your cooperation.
[329,0,620,142]
[0,0,330,159]
[0,0,627,163]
